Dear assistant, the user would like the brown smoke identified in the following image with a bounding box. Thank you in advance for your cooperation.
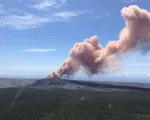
[47,5,150,79]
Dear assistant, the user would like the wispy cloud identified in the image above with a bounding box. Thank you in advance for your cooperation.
[89,15,103,20]
[105,12,111,16]
[0,8,3,14]
[0,12,51,30]
[0,2,88,30]
[127,63,150,66]
[54,9,92,20]
[108,72,150,77]
[0,4,5,14]
[29,0,67,10]
[89,12,111,20]
[53,11,78,19]
[124,61,150,66]
[22,49,56,52]
[0,8,84,30]
[0,73,18,75]
[122,0,138,3]
[0,4,3,7]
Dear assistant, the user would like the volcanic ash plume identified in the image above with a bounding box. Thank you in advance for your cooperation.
[47,5,150,78]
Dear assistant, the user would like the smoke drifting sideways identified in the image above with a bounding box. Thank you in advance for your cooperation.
[47,5,150,79]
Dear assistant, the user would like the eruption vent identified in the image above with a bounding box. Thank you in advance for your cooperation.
[47,5,150,79]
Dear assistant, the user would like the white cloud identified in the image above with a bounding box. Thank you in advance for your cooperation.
[0,4,5,14]
[29,0,67,10]
[122,0,138,3]
[0,8,3,14]
[105,12,111,16]
[22,49,56,52]
[89,12,111,20]
[0,2,87,30]
[53,11,78,19]
[124,61,150,66]
[89,15,104,20]
[108,72,150,77]
[0,12,51,30]
[0,9,82,30]
[0,4,3,7]
[0,73,18,75]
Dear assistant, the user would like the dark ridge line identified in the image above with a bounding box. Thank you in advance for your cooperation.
[67,80,150,91]
[31,78,150,91]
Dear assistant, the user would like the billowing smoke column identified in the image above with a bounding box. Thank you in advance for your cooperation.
[47,5,150,79]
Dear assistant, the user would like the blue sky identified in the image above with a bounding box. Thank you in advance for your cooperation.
[0,0,150,81]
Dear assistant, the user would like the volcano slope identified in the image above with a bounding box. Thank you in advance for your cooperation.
[0,78,150,120]
[31,78,150,91]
